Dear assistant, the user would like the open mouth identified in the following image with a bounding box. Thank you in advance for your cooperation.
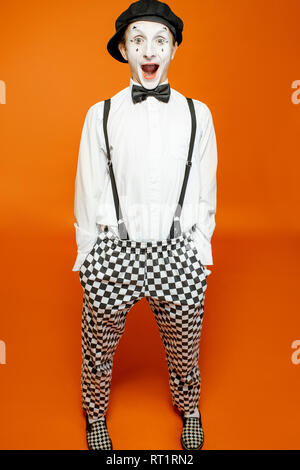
[141,63,159,79]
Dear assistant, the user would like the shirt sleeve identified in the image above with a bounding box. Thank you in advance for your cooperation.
[192,102,218,267]
[72,101,107,271]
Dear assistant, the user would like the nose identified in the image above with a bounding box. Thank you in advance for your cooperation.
[143,40,156,60]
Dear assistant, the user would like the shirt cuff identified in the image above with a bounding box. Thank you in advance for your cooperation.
[72,252,89,272]
[72,222,99,271]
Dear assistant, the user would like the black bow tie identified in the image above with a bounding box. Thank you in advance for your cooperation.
[132,83,171,104]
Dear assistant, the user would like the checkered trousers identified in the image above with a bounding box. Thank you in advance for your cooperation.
[78,223,208,423]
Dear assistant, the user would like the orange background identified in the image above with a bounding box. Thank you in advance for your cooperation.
[0,0,300,450]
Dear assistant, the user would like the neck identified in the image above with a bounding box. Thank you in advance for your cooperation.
[131,76,168,87]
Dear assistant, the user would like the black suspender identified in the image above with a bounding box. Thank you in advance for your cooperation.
[168,98,196,239]
[102,97,197,240]
[103,99,129,240]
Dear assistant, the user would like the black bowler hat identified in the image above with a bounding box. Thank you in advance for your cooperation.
[107,0,184,63]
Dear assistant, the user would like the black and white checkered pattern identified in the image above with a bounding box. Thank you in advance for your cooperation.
[85,414,113,450]
[180,411,204,450]
[79,224,207,423]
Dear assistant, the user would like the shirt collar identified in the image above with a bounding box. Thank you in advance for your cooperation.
[129,76,169,91]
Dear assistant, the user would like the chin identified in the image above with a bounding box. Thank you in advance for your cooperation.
[138,70,161,90]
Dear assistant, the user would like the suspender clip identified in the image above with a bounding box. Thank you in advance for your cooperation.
[186,161,192,167]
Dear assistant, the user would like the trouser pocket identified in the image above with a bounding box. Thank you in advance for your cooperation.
[78,238,100,280]
[188,238,207,276]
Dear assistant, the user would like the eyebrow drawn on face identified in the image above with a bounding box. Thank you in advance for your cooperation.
[129,26,169,37]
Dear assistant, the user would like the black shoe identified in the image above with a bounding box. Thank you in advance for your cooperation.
[85,414,113,450]
[180,410,204,451]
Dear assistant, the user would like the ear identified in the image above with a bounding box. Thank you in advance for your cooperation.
[118,42,128,61]
[171,42,178,60]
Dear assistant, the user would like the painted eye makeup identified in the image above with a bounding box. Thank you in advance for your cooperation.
[130,36,168,46]
[157,37,168,45]
[132,37,143,44]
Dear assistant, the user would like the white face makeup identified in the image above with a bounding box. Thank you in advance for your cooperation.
[118,20,178,89]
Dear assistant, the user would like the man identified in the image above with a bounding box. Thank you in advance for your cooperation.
[73,0,217,451]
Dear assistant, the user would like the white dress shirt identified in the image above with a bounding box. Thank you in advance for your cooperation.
[72,77,218,275]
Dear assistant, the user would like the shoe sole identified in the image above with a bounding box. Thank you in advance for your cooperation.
[180,434,204,451]
[87,438,113,451]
